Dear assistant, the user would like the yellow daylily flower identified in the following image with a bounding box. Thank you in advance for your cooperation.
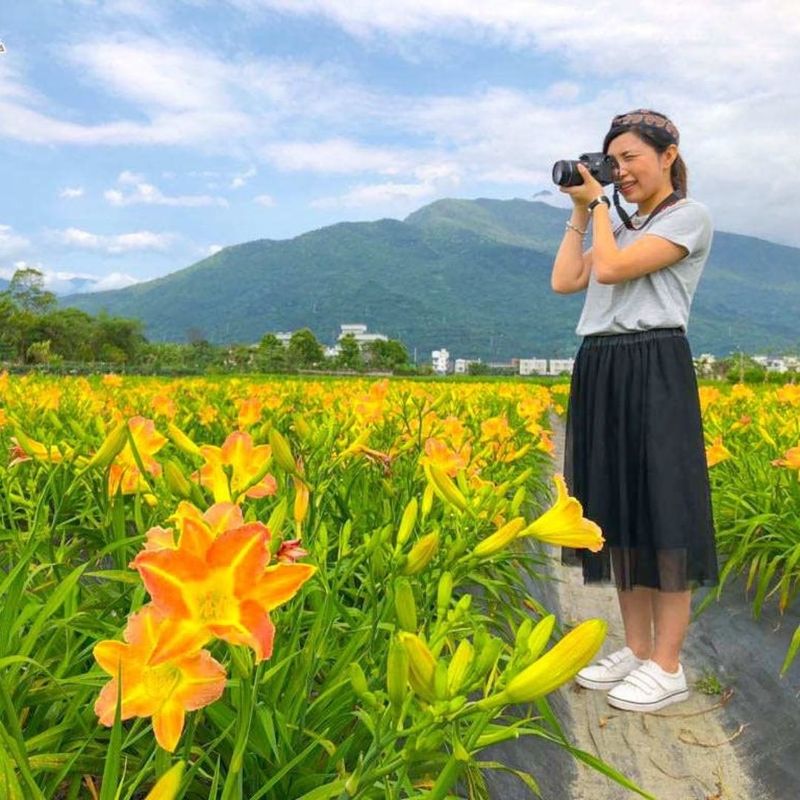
[518,473,604,552]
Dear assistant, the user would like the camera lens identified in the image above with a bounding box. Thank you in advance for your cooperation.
[552,160,575,186]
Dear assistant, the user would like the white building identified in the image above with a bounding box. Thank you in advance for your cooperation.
[337,323,388,347]
[432,348,450,374]
[455,358,481,374]
[519,358,548,376]
[548,358,574,376]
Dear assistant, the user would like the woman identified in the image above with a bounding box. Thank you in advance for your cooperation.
[551,109,719,712]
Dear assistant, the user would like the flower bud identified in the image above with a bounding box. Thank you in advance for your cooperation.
[526,614,556,663]
[402,531,439,576]
[85,421,128,469]
[398,632,437,703]
[349,662,370,698]
[164,459,192,499]
[166,423,201,457]
[387,638,409,714]
[144,760,185,800]
[394,578,418,632]
[267,496,288,540]
[436,571,453,618]
[421,482,435,518]
[269,427,299,475]
[447,640,474,696]
[510,486,526,516]
[434,658,449,700]
[472,516,525,558]
[395,497,418,548]
[426,464,470,514]
[511,467,534,487]
[500,619,606,704]
[292,476,310,525]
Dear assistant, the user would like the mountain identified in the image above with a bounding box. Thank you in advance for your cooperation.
[61,199,800,359]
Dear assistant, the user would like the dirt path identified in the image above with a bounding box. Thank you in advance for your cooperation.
[545,409,757,800]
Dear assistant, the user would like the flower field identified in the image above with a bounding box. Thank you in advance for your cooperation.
[695,382,800,671]
[0,372,797,799]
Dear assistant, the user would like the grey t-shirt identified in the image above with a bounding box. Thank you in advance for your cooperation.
[574,198,713,336]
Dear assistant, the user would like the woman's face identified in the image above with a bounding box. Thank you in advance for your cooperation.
[606,131,676,205]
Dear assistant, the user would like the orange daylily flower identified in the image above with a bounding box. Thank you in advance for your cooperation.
[108,416,167,495]
[536,429,555,457]
[143,501,245,552]
[235,397,263,429]
[9,432,71,467]
[776,384,800,406]
[131,519,316,664]
[192,431,277,503]
[480,415,513,444]
[198,405,218,426]
[772,445,800,470]
[102,374,123,388]
[354,379,389,424]
[706,435,732,468]
[152,394,177,420]
[93,604,226,752]
[419,437,471,477]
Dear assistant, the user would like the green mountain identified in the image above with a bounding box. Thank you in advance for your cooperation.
[61,198,800,359]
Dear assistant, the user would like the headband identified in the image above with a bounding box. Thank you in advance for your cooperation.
[603,108,680,153]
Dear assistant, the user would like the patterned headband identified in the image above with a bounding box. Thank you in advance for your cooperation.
[607,108,680,145]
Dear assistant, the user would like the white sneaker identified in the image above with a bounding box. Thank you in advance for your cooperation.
[606,659,689,712]
[574,646,645,690]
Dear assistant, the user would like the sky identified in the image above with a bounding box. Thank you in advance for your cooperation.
[1,0,798,293]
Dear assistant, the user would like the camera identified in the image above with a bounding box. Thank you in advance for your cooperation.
[552,152,618,187]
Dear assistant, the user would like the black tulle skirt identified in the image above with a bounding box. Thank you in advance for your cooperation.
[561,326,720,592]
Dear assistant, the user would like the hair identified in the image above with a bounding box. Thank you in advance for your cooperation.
[605,126,688,197]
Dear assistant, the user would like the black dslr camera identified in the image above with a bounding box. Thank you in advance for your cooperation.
[552,152,618,187]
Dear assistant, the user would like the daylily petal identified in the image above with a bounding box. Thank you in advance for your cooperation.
[246,563,317,611]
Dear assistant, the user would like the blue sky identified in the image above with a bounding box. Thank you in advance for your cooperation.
[1,1,797,292]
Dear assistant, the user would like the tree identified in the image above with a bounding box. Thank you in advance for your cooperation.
[7,268,56,314]
[336,333,363,370]
[257,333,289,372]
[287,328,324,368]
[364,339,409,370]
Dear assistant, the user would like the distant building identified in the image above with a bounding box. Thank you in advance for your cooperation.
[549,358,574,376]
[696,353,717,376]
[455,358,481,374]
[338,323,388,346]
[432,348,450,374]
[519,358,548,376]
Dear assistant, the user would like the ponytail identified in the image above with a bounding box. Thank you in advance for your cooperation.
[671,153,688,197]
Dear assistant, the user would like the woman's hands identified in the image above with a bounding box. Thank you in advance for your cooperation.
[559,163,605,207]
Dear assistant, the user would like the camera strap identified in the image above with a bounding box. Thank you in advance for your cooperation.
[612,186,682,230]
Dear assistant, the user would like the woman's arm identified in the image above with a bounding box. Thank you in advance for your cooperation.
[551,203,593,294]
[590,204,687,284]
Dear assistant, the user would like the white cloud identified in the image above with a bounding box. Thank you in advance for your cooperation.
[262,138,411,174]
[59,186,85,199]
[231,166,257,188]
[0,261,141,294]
[0,224,30,257]
[253,194,276,206]
[312,162,460,209]
[53,227,176,254]
[104,175,228,208]
[207,244,224,255]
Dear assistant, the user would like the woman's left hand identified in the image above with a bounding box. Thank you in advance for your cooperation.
[559,163,606,206]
